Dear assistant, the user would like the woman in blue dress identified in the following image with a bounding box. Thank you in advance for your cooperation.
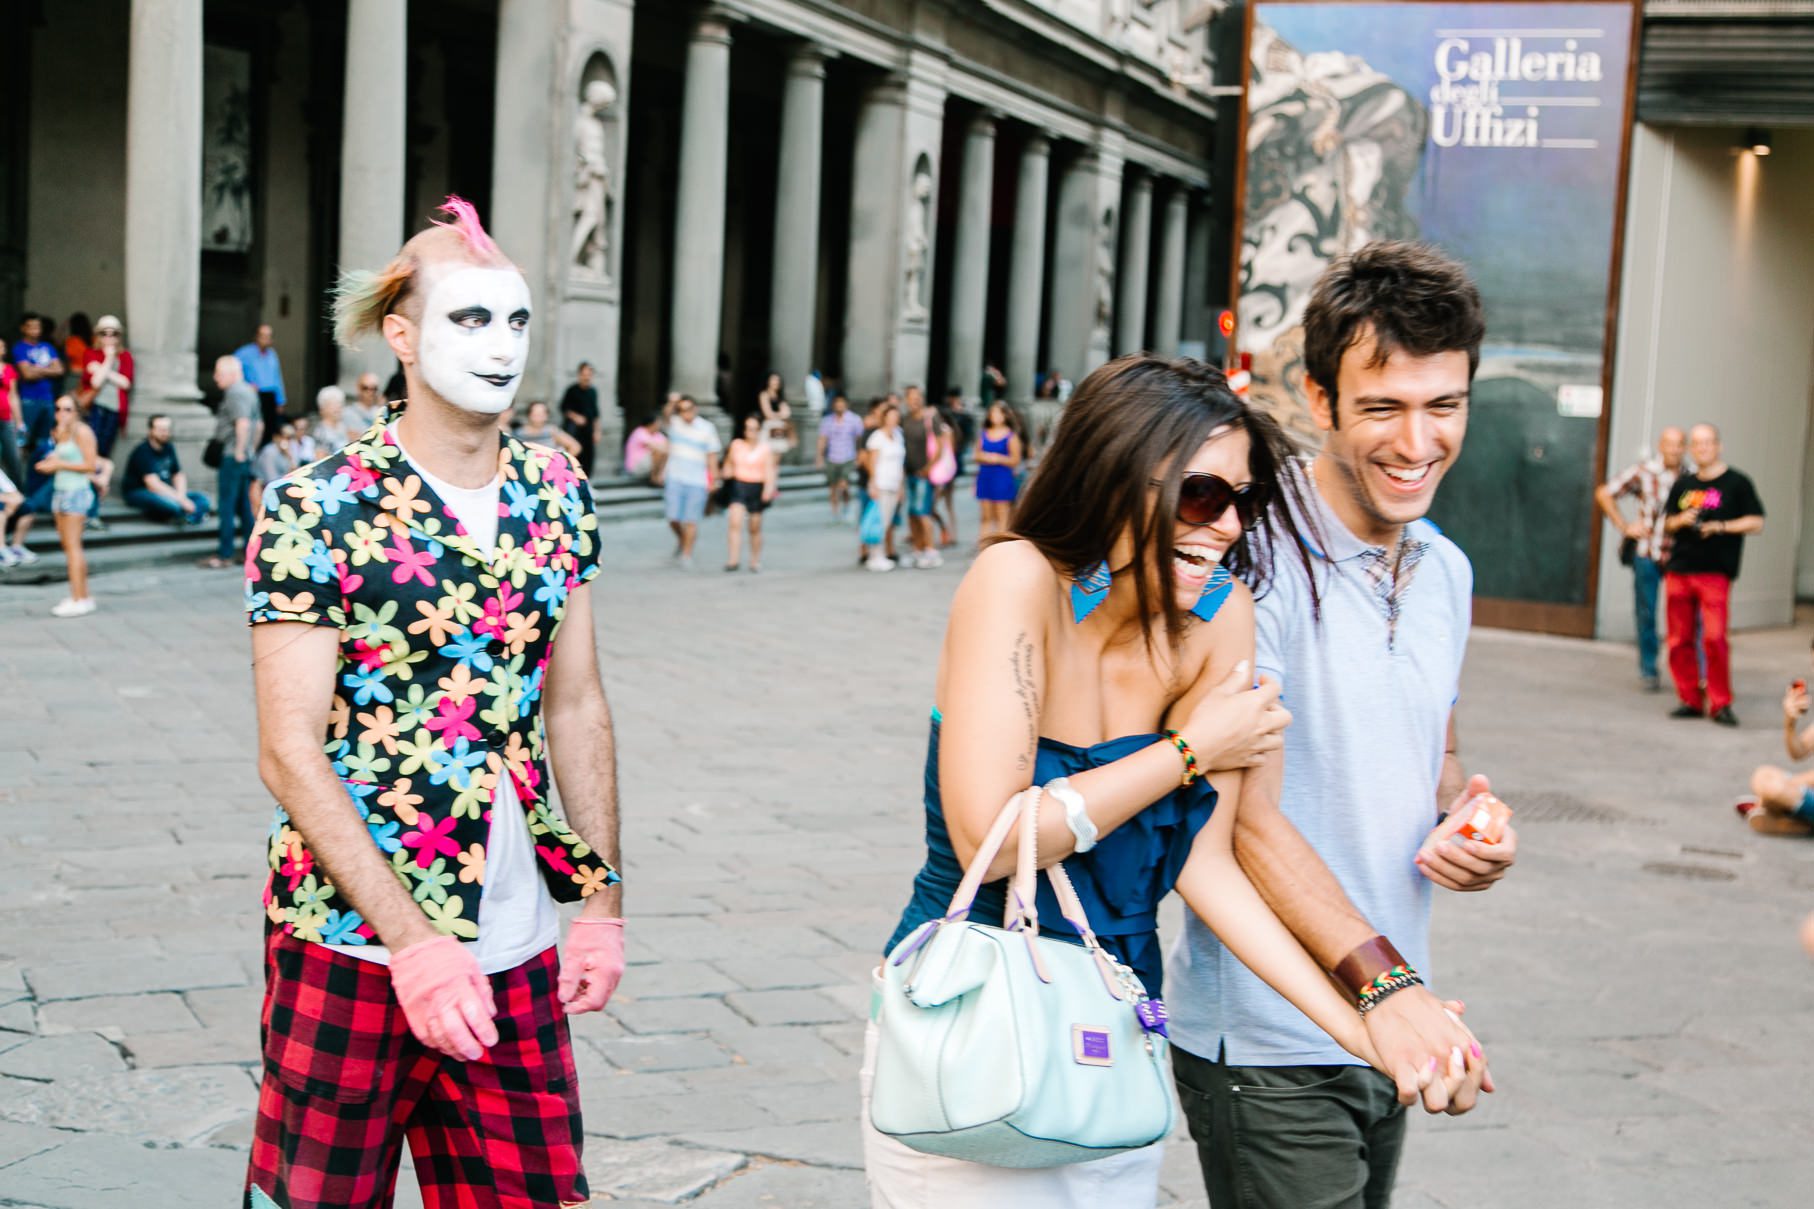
[862,356,1388,1207]
[972,401,1022,543]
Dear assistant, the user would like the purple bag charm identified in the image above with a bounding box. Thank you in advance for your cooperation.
[1135,999,1169,1039]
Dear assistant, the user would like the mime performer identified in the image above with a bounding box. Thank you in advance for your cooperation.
[243,197,623,1209]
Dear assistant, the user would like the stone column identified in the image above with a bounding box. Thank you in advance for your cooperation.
[1184,194,1213,357]
[124,0,202,404]
[490,0,560,404]
[1116,169,1153,356]
[1047,152,1091,388]
[840,65,947,400]
[669,8,736,418]
[769,44,829,422]
[944,113,995,404]
[124,0,208,479]
[1004,134,1051,409]
[338,0,407,390]
[1152,184,1188,357]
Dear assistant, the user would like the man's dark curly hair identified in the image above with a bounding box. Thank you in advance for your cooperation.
[1301,241,1485,427]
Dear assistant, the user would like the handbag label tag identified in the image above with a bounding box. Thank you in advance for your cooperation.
[1072,1025,1113,1067]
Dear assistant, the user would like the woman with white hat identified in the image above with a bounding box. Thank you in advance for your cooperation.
[77,314,133,459]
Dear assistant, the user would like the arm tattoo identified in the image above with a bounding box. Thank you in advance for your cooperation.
[1011,630,1039,772]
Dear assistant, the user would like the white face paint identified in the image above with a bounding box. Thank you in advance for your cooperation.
[416,265,532,415]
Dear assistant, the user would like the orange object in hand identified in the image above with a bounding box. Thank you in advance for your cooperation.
[1454,793,1511,844]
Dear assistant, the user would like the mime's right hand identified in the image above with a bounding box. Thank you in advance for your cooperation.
[390,935,498,1062]
[1183,661,1290,771]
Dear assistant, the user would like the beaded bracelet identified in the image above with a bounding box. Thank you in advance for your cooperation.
[1160,729,1200,786]
[1355,965,1425,1017]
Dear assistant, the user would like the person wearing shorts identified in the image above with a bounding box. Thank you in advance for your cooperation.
[899,385,949,569]
[663,395,721,568]
[39,396,98,617]
[861,402,906,571]
[721,412,777,572]
[817,392,865,522]
[0,465,21,568]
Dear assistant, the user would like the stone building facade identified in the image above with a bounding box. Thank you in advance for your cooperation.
[3,0,1227,471]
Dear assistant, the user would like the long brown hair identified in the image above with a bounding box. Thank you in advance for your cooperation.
[1000,355,1318,652]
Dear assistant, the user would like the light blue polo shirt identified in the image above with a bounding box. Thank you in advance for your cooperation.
[1167,460,1472,1066]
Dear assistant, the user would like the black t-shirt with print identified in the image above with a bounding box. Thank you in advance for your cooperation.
[125,440,179,489]
[1663,468,1763,580]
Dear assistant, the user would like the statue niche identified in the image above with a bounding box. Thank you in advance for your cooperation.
[570,60,620,283]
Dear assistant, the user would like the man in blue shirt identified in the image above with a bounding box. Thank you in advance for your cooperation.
[1170,242,1519,1207]
[233,322,286,447]
[12,313,65,446]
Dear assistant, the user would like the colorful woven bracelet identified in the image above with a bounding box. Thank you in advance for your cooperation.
[1160,729,1200,786]
[1364,964,1414,996]
[1356,968,1425,1017]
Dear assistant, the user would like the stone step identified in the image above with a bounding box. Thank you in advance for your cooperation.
[0,466,875,584]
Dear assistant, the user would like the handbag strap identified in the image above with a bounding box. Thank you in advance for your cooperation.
[922,785,1129,999]
[1005,786,1044,937]
[937,791,1028,923]
[1010,792,1136,1002]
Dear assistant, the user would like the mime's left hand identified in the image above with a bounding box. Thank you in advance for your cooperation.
[557,917,625,1013]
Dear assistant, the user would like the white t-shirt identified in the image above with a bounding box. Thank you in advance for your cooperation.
[321,427,559,975]
[664,415,723,488]
[867,428,907,493]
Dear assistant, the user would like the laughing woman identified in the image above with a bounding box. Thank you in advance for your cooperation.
[862,356,1387,1207]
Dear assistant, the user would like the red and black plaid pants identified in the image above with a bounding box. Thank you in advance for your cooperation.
[246,929,590,1209]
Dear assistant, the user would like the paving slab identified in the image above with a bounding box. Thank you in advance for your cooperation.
[0,1033,127,1081]
[688,1158,869,1207]
[23,955,245,1002]
[35,993,199,1037]
[0,1135,246,1207]
[581,1137,748,1203]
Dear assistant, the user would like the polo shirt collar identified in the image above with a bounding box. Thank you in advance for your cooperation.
[1290,458,1389,564]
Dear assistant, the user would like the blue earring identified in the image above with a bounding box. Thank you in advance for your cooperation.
[1192,563,1234,623]
[1070,561,1114,623]
[1071,560,1234,624]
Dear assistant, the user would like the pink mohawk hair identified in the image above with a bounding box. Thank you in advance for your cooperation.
[429,195,503,262]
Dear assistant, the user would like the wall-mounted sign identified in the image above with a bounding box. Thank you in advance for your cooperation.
[1234,1,1639,631]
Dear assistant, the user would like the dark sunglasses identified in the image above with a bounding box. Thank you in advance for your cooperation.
[1160,472,1269,528]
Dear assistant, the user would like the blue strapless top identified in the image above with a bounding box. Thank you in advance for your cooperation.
[882,713,1218,996]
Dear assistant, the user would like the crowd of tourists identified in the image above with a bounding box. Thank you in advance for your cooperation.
[633,376,1027,575]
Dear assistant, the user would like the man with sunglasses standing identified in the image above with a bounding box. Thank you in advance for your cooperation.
[1169,242,1518,1207]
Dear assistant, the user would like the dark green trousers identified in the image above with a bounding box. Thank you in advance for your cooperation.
[1172,1043,1407,1209]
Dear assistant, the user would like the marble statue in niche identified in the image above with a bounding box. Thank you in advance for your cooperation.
[1094,206,1117,341]
[570,78,617,281]
[902,163,933,321]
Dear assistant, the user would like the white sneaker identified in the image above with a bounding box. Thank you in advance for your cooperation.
[51,597,86,618]
[866,556,896,572]
[920,549,944,569]
[12,546,37,566]
[0,547,16,568]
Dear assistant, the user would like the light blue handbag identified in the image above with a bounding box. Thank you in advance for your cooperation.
[870,788,1174,1168]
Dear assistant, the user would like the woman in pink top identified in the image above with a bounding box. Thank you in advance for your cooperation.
[624,412,668,483]
[721,412,778,573]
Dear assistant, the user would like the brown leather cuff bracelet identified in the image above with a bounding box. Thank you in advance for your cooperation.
[1333,935,1408,1001]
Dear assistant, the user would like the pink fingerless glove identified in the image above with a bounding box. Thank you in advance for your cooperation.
[557,918,625,1014]
[390,935,497,1061]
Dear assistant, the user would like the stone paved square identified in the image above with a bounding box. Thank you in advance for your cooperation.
[1,497,1811,1207]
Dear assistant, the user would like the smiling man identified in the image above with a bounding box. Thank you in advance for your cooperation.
[242,198,623,1209]
[1170,241,1517,1208]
